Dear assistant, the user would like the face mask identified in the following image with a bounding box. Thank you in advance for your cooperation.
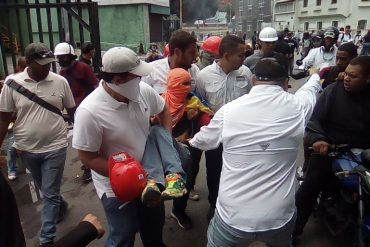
[107,77,141,102]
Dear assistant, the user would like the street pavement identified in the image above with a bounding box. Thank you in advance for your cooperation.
[2,76,353,247]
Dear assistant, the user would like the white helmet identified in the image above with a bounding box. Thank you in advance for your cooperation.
[259,27,278,42]
[54,42,75,56]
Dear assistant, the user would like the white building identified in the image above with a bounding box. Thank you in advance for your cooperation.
[272,0,370,34]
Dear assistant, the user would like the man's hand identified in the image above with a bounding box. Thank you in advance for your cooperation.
[308,68,320,76]
[312,141,330,156]
[82,214,105,239]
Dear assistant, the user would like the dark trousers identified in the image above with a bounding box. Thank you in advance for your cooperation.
[173,146,201,214]
[205,145,223,208]
[294,154,332,235]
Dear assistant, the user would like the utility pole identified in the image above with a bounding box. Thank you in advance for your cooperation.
[179,0,183,29]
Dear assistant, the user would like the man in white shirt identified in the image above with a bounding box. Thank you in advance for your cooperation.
[300,27,339,70]
[142,30,199,94]
[190,58,322,246]
[142,30,199,230]
[72,47,172,247]
[195,35,253,220]
[337,25,353,46]
[0,42,76,246]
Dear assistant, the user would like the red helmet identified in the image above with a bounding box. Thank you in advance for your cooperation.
[202,36,222,56]
[163,44,169,57]
[109,151,147,203]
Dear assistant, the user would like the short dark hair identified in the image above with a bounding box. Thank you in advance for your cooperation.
[349,56,370,77]
[345,25,351,29]
[81,42,95,54]
[169,30,197,56]
[255,57,288,82]
[219,35,245,57]
[338,42,358,58]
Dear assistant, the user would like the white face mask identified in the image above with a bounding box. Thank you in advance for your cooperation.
[107,77,141,102]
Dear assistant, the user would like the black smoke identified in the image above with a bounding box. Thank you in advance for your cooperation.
[170,0,219,23]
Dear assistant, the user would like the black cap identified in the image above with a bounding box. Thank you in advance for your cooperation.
[255,58,288,81]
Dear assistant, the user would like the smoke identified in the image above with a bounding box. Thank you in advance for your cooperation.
[171,0,219,23]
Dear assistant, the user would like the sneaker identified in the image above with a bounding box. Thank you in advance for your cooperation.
[189,190,200,201]
[8,172,17,181]
[57,200,68,223]
[81,168,92,183]
[171,211,193,230]
[141,180,162,208]
[161,173,187,200]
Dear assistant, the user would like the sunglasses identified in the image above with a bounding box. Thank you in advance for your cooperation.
[31,50,55,59]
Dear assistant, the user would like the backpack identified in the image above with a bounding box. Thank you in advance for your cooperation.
[340,33,352,42]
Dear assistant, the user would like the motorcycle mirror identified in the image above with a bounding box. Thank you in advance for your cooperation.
[296,59,303,66]
[361,149,370,169]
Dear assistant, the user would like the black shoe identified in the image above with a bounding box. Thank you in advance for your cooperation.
[81,168,92,183]
[207,207,215,222]
[171,211,193,230]
[40,241,54,247]
[57,200,68,223]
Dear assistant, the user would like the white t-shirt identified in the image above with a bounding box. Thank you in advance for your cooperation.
[338,33,353,45]
[0,69,75,153]
[190,74,322,232]
[300,46,337,70]
[142,57,199,94]
[72,81,165,199]
[195,62,253,112]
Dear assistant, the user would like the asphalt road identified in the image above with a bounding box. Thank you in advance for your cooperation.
[4,76,353,247]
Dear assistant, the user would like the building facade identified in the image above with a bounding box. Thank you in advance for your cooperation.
[234,0,273,37]
[272,0,370,34]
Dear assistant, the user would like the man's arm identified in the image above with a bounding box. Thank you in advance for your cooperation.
[156,104,172,133]
[0,112,12,146]
[78,150,109,177]
[189,106,224,151]
[66,107,76,123]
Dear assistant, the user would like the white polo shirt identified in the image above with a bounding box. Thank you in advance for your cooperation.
[142,57,200,94]
[72,81,165,199]
[0,69,75,153]
[190,74,322,232]
[195,62,253,112]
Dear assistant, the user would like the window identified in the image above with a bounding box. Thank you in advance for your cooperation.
[247,25,252,31]
[317,22,322,30]
[332,21,338,28]
[275,2,294,13]
[332,0,337,3]
[317,0,321,5]
[304,22,309,31]
[357,20,367,30]
[303,0,308,7]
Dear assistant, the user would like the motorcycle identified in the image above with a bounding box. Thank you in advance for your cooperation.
[301,123,370,247]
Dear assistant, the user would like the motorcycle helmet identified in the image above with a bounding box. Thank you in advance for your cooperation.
[324,26,340,41]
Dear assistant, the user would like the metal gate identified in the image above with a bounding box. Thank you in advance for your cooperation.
[0,0,101,77]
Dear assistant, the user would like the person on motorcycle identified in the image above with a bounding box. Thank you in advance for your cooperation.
[319,42,358,89]
[293,56,370,242]
[299,27,339,70]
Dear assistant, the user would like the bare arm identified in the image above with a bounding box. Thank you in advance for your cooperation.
[77,150,109,177]
[0,112,12,146]
[156,104,172,133]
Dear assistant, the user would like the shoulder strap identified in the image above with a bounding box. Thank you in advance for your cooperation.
[6,79,64,118]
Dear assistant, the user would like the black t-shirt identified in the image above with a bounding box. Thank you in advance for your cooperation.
[275,40,291,56]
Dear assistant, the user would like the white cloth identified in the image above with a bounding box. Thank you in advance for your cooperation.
[0,69,75,153]
[338,33,353,45]
[72,81,165,199]
[299,46,337,70]
[195,62,253,112]
[190,74,322,232]
[142,57,199,94]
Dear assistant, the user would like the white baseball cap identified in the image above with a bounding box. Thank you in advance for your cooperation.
[259,27,278,42]
[101,47,153,76]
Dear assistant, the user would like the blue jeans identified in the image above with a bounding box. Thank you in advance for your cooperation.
[361,43,370,56]
[141,125,187,186]
[7,131,17,174]
[18,147,67,244]
[101,195,166,247]
[207,210,296,247]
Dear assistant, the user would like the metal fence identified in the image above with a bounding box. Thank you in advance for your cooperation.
[0,0,101,76]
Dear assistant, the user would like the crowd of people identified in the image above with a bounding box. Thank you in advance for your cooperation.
[0,24,369,247]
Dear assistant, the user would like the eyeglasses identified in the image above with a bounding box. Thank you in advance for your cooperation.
[31,50,55,59]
